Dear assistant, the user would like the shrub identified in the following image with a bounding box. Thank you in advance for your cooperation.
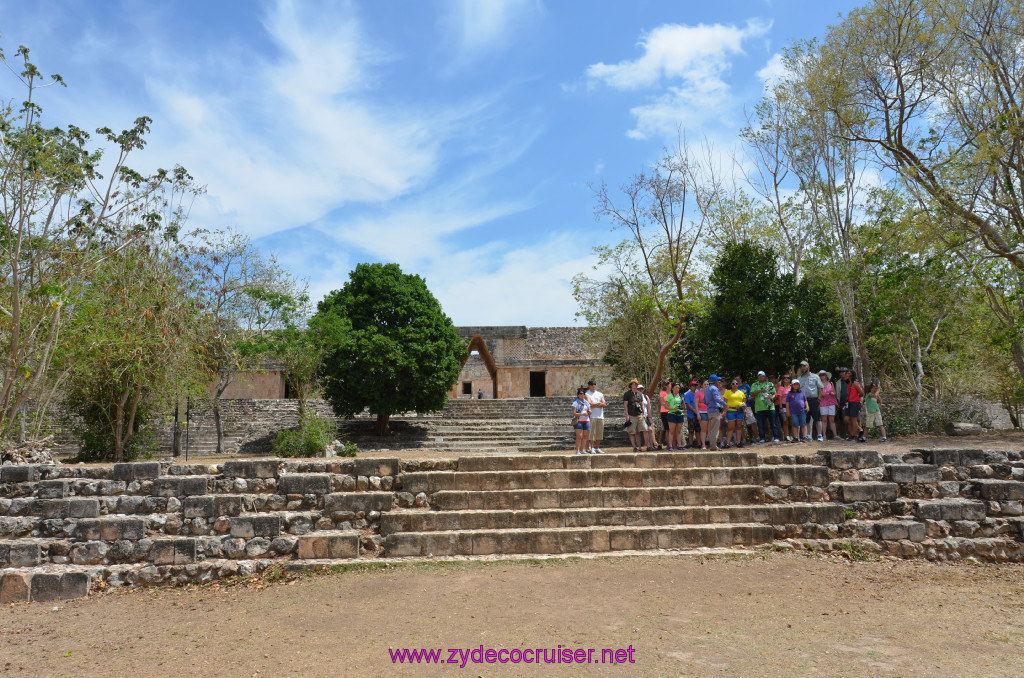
[884,395,992,437]
[63,400,157,462]
[272,412,335,458]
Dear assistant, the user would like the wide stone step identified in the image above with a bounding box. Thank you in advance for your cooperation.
[384,523,776,557]
[295,530,360,559]
[380,503,846,535]
[454,452,758,472]
[401,466,828,494]
[0,568,91,603]
[431,485,768,511]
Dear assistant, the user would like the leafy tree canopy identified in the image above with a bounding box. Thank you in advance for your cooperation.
[681,241,844,380]
[314,263,464,435]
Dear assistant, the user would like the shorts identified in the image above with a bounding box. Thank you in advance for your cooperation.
[588,418,605,440]
[820,405,836,416]
[845,402,862,418]
[667,413,685,424]
[687,417,700,433]
[626,418,649,434]
[726,410,745,422]
[791,412,807,427]
[700,412,708,421]
[574,421,590,430]
[865,410,883,428]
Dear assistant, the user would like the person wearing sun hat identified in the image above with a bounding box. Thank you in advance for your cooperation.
[797,360,825,441]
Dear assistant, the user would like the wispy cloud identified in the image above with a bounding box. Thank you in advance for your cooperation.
[757,52,788,85]
[586,19,771,139]
[441,0,543,61]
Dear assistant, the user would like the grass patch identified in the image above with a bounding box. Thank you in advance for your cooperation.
[833,540,880,562]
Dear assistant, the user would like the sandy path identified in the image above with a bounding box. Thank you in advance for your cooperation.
[2,552,1023,677]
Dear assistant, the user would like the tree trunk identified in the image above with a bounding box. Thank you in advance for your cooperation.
[213,374,231,456]
[834,280,870,383]
[375,413,390,437]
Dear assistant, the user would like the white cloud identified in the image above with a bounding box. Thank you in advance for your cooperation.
[586,19,771,139]
[442,0,543,62]
[757,52,788,85]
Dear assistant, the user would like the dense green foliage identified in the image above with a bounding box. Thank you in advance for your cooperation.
[681,242,844,379]
[272,411,339,458]
[314,263,464,435]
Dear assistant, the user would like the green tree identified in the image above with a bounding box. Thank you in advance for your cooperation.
[60,230,207,461]
[815,0,1024,375]
[684,242,843,379]
[0,41,191,440]
[314,263,463,436]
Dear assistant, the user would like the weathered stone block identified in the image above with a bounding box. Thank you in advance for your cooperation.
[77,517,146,542]
[229,515,280,539]
[323,492,393,514]
[71,541,108,565]
[59,572,90,600]
[36,480,70,499]
[153,477,209,497]
[8,542,42,567]
[384,532,421,557]
[0,572,31,603]
[112,462,162,481]
[827,450,880,470]
[1,466,37,483]
[29,573,61,602]
[296,532,359,559]
[353,458,398,478]
[973,480,1024,501]
[69,499,100,518]
[277,474,331,496]
[182,496,214,519]
[222,460,279,479]
[837,482,898,503]
[149,538,197,565]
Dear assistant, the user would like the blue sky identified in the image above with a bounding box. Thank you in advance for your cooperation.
[1,0,859,325]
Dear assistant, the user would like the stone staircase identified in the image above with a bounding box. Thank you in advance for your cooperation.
[380,451,840,557]
[3,446,1023,603]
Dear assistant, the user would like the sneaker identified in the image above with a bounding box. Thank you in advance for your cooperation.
[880,437,888,443]
[758,439,766,444]
[667,446,674,451]
[817,435,824,442]
[701,446,707,450]
[858,436,867,443]
[772,438,781,443]
[595,448,604,454]
[576,450,586,455]
[785,436,792,442]
[737,443,744,448]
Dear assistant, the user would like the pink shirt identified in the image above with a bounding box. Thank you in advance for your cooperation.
[696,389,707,413]
[820,382,838,408]
[659,390,670,413]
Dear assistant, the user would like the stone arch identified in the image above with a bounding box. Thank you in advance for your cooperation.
[463,334,499,398]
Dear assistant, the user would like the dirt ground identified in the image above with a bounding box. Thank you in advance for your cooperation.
[2,552,1023,677]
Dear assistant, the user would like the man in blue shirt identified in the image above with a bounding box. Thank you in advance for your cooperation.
[683,380,700,449]
[704,375,727,451]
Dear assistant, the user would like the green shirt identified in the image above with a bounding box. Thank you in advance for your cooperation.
[866,395,880,413]
[750,380,776,412]
[665,393,684,415]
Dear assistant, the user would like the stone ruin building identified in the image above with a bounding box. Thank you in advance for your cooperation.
[451,326,614,399]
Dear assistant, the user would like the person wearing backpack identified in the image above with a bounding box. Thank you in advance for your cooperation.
[622,378,648,452]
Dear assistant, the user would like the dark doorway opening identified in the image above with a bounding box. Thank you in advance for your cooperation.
[462,382,472,395]
[529,371,546,397]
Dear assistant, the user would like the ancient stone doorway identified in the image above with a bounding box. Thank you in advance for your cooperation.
[529,371,546,397]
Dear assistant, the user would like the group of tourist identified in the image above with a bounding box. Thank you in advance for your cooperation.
[570,363,888,454]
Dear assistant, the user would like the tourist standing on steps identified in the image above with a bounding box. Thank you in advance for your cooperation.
[696,378,709,449]
[798,360,825,442]
[704,375,727,451]
[736,375,758,443]
[665,382,684,450]
[776,374,793,441]
[786,380,808,442]
[724,378,747,448]
[638,385,657,451]
[750,371,780,443]
[818,370,839,440]
[863,382,888,442]
[658,379,672,449]
[684,380,701,449]
[572,387,592,454]
[623,378,649,452]
[844,370,866,442]
[836,367,849,438]
[584,379,607,454]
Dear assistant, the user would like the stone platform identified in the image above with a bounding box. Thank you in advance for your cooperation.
[2,447,1023,602]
